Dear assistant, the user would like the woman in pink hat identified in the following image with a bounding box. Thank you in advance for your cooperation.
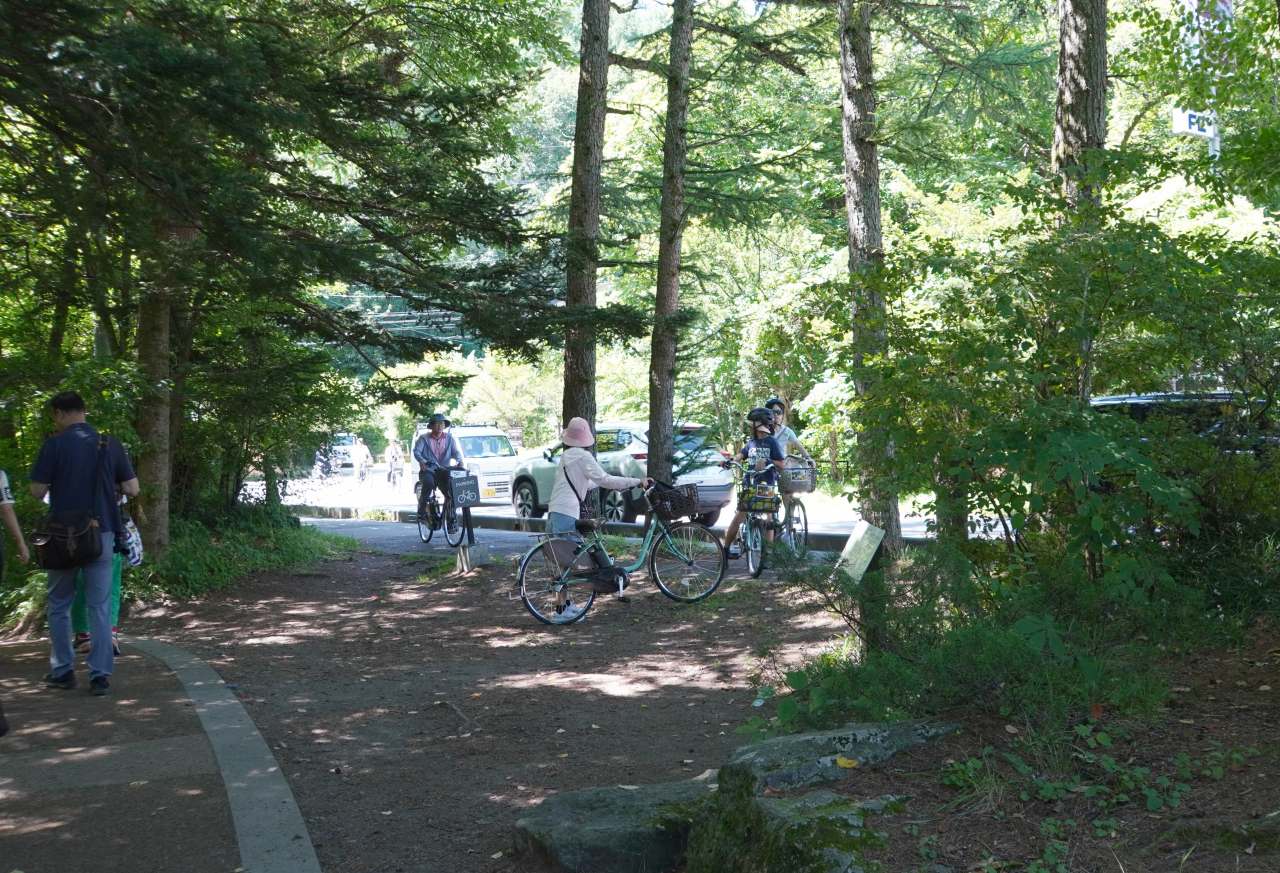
[547,417,652,619]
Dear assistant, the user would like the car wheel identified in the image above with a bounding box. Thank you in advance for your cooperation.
[602,490,637,523]
[695,509,721,528]
[513,481,544,518]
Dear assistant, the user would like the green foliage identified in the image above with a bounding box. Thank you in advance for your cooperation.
[129,507,355,600]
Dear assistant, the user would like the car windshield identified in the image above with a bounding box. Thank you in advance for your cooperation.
[458,435,515,458]
[334,434,356,446]
[674,431,718,455]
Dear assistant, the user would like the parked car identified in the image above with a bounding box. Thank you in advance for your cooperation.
[330,433,373,477]
[411,422,519,503]
[1091,392,1278,454]
[508,421,733,526]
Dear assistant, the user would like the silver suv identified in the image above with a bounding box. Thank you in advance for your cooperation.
[508,422,733,526]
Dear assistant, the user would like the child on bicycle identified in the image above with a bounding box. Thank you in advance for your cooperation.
[764,398,812,463]
[719,407,786,559]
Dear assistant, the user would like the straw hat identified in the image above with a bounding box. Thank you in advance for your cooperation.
[560,417,595,448]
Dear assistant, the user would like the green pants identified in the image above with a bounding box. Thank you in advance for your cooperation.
[73,551,123,634]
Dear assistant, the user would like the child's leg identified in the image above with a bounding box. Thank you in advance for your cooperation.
[71,569,89,636]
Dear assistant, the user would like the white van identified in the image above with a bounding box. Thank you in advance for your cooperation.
[411,422,518,503]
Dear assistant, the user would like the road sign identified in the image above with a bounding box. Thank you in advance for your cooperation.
[450,474,481,508]
[1172,108,1216,140]
[833,520,886,584]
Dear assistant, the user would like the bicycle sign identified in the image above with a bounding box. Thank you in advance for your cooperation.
[450,474,481,508]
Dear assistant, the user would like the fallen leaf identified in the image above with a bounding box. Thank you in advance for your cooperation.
[618,784,639,790]
[1089,701,1104,719]
[380,811,392,816]
[470,692,483,697]
[460,733,471,738]
[937,821,950,833]
[1004,725,1019,735]
[1205,723,1220,730]
[130,781,149,786]
[1011,812,1025,819]
[835,757,859,769]
[682,759,694,764]
[297,709,307,713]
[1245,842,1256,855]
[408,711,418,715]
[1172,686,1192,693]
[557,753,569,758]
[556,728,565,733]
[1259,685,1272,691]
[490,852,503,859]
[1179,719,1195,724]
[591,724,600,729]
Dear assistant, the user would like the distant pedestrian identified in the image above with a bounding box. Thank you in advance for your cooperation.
[29,391,139,696]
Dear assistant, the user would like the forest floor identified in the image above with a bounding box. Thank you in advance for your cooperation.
[121,543,1280,873]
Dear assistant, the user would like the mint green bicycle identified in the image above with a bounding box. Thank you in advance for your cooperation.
[515,483,727,625]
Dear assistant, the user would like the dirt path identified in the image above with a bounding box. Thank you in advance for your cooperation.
[125,546,843,872]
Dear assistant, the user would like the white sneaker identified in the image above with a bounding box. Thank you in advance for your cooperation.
[556,602,585,623]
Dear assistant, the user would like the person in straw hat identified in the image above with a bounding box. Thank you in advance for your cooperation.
[546,417,652,620]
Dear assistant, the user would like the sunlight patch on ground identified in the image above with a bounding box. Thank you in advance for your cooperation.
[0,814,67,835]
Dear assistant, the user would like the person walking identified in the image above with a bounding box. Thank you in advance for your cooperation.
[29,391,139,696]
[1,465,28,736]
[546,417,651,618]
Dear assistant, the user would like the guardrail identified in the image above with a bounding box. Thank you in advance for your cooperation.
[287,504,927,553]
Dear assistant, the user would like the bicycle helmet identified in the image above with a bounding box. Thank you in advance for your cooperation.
[745,407,776,430]
[764,397,786,413]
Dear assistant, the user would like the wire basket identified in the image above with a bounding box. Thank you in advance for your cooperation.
[737,485,781,513]
[649,483,699,521]
[778,464,817,494]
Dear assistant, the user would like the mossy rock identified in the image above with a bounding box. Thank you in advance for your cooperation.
[721,719,958,794]
[685,788,907,873]
[513,779,717,872]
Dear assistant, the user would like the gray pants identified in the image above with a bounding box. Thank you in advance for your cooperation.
[47,533,115,680]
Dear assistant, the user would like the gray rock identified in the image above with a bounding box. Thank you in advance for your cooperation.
[686,787,908,873]
[514,777,717,873]
[720,719,958,794]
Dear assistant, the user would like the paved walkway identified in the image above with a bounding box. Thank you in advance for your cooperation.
[0,638,319,873]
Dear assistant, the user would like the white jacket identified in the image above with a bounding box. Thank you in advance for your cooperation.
[548,447,642,518]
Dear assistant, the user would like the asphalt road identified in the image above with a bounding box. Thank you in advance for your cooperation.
[273,463,934,539]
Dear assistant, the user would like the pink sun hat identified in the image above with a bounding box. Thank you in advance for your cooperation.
[560,417,595,448]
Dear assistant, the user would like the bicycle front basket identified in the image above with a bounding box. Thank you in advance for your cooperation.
[737,485,781,513]
[650,483,699,521]
[778,464,817,494]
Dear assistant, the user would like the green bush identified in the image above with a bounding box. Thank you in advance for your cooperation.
[128,506,356,600]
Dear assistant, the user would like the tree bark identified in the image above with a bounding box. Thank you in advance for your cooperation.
[839,0,903,553]
[135,293,171,555]
[646,0,695,487]
[562,0,612,430]
[1051,0,1108,205]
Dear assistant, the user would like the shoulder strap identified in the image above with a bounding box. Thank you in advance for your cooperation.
[560,453,588,505]
[89,435,107,518]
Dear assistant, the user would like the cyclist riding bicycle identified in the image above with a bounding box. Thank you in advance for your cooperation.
[764,398,812,463]
[413,414,464,513]
[386,440,404,487]
[719,407,786,559]
[547,417,652,619]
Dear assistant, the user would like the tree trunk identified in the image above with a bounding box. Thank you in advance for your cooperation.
[933,467,968,548]
[562,0,611,430]
[839,0,903,553]
[135,293,171,555]
[1051,0,1108,205]
[646,0,695,487]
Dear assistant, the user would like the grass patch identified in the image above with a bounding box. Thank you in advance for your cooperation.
[129,506,357,600]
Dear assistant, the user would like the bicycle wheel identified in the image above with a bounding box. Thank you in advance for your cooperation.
[443,496,464,546]
[787,499,808,548]
[745,516,765,578]
[518,542,596,625]
[417,500,435,543]
[650,522,726,602]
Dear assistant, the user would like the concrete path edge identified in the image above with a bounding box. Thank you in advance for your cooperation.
[123,634,322,873]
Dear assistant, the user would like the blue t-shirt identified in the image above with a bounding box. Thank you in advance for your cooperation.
[30,423,136,533]
[743,436,784,486]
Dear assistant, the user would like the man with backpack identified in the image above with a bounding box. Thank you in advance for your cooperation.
[28,391,139,696]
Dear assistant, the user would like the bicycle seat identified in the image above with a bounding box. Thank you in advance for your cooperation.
[575,518,606,533]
